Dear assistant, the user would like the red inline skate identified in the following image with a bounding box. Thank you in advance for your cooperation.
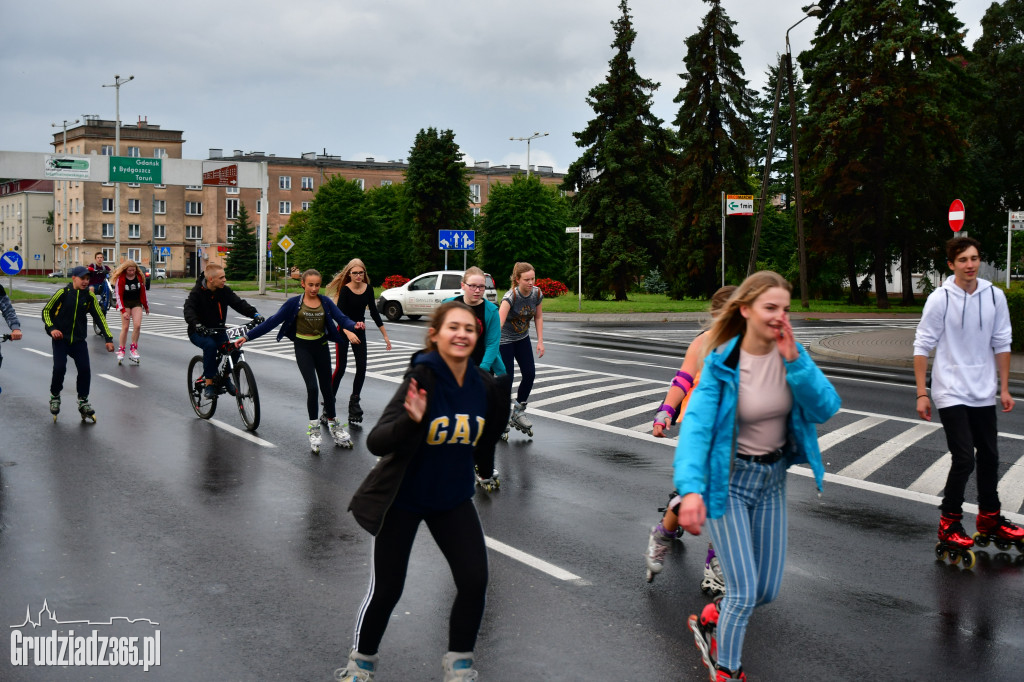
[973,510,1024,554]
[936,512,976,569]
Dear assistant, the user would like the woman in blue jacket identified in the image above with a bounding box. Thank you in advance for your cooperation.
[673,271,840,682]
[236,269,362,452]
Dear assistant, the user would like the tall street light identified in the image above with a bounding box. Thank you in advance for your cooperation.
[102,74,134,263]
[746,5,822,305]
[510,132,548,177]
[50,118,78,273]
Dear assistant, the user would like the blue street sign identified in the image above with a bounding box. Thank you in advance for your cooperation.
[160,246,172,256]
[34,254,41,260]
[1,251,24,275]
[438,230,475,251]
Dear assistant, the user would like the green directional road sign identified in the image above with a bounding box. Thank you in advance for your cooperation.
[109,157,162,184]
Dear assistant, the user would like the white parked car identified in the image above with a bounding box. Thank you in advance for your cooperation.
[377,270,497,322]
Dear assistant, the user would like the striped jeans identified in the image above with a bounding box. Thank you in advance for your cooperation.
[706,456,789,672]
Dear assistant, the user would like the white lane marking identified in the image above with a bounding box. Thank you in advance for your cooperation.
[208,419,275,447]
[99,373,138,388]
[485,536,584,583]
[529,378,654,408]
[542,339,680,360]
[23,348,52,357]
[581,356,666,367]
[836,423,938,479]
[817,416,886,451]
[528,376,620,396]
[841,407,1024,441]
[592,400,661,425]
[559,387,665,416]
[907,452,952,494]
[150,301,167,306]
[997,452,1024,514]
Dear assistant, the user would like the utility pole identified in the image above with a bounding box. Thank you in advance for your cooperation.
[103,74,134,264]
[50,118,78,273]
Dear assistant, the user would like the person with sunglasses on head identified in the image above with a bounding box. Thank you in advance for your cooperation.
[325,259,392,426]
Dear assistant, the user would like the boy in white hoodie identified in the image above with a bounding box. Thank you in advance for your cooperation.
[914,236,1024,552]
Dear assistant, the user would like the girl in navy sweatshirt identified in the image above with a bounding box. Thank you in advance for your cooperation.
[336,301,508,682]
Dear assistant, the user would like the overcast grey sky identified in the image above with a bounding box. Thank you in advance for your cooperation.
[0,0,994,173]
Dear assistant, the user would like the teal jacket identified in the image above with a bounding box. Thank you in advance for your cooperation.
[672,336,840,519]
[442,296,506,376]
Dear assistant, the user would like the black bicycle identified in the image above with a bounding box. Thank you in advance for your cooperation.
[187,321,261,431]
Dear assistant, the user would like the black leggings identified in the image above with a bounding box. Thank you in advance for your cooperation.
[938,404,1001,514]
[50,339,91,398]
[293,336,335,421]
[352,499,488,656]
[499,336,536,404]
[332,328,368,398]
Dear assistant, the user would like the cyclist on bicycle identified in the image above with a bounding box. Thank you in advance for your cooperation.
[87,251,112,307]
[184,263,261,399]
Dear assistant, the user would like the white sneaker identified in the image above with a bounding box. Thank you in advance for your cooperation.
[442,651,478,681]
[333,649,377,681]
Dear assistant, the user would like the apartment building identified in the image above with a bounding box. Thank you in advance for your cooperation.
[0,179,54,275]
[50,119,565,276]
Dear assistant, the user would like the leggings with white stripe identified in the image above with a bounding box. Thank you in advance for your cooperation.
[352,499,488,656]
[706,457,788,672]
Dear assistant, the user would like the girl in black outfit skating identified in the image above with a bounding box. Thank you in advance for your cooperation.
[334,301,509,682]
[326,259,392,424]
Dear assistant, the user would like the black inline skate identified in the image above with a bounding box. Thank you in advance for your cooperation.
[348,394,363,424]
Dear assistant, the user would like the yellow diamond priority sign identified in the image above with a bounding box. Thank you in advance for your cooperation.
[277,235,294,253]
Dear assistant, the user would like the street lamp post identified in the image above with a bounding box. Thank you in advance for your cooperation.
[747,5,822,306]
[102,74,134,264]
[50,118,78,274]
[510,132,548,177]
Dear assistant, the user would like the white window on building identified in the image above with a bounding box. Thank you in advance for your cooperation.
[256,200,262,214]
[279,201,291,215]
[102,223,114,238]
[471,207,481,217]
[226,198,239,220]
[154,224,166,239]
[101,145,114,156]
[127,147,140,158]
[76,198,82,212]
[102,181,114,187]
[128,199,140,213]
[127,248,141,261]
[301,202,311,211]
[185,201,203,216]
[153,148,167,158]
[128,224,140,239]
[279,176,292,190]
[154,200,166,214]
[102,247,115,262]
[381,179,393,187]
[102,198,114,212]
[226,186,240,195]
[470,184,481,203]
[156,250,168,264]
[301,176,314,190]
[185,225,202,240]
[128,183,141,188]
[227,224,236,241]
[354,178,365,190]
[185,185,203,191]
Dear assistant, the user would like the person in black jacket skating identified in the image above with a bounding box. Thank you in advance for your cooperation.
[335,301,509,682]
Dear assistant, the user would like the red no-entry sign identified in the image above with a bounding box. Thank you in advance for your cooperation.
[949,199,965,232]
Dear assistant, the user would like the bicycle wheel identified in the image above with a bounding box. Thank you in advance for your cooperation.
[187,355,217,419]
[233,360,260,431]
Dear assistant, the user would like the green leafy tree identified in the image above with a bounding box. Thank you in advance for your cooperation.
[292,176,381,277]
[224,203,258,280]
[561,0,675,300]
[402,127,472,273]
[479,175,572,285]
[801,0,971,307]
[274,209,311,280]
[667,0,755,298]
[366,181,412,279]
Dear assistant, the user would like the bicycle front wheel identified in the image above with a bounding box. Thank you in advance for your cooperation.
[233,360,260,431]
[187,355,217,419]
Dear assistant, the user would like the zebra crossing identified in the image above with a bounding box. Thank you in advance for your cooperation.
[14,303,1024,511]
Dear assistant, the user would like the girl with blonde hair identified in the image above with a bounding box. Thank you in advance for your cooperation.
[497,261,544,438]
[326,259,392,425]
[109,260,149,364]
[674,271,840,682]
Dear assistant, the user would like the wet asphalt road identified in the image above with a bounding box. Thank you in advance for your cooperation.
[1,285,1023,681]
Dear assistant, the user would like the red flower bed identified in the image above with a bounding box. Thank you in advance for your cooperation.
[382,275,410,290]
[536,278,568,298]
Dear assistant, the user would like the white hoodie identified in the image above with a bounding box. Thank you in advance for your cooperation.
[914,276,1012,409]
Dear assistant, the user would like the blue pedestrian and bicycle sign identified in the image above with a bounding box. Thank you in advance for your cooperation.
[160,246,172,256]
[1,251,24,275]
[438,230,475,251]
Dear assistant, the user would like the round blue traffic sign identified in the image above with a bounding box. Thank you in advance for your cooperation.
[1,251,24,275]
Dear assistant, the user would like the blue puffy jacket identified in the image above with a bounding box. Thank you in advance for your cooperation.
[672,336,841,519]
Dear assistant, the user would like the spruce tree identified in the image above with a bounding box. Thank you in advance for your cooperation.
[667,0,755,298]
[224,202,258,281]
[561,0,675,300]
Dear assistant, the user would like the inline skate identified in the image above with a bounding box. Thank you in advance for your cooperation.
[644,523,676,583]
[506,399,533,438]
[307,422,322,454]
[333,649,377,681]
[128,343,140,365]
[972,510,1024,554]
[688,600,719,679]
[116,346,126,365]
[935,512,976,569]
[328,419,354,449]
[474,467,500,492]
[78,397,96,423]
[441,651,477,681]
[49,394,61,422]
[701,546,726,598]
[348,394,363,425]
